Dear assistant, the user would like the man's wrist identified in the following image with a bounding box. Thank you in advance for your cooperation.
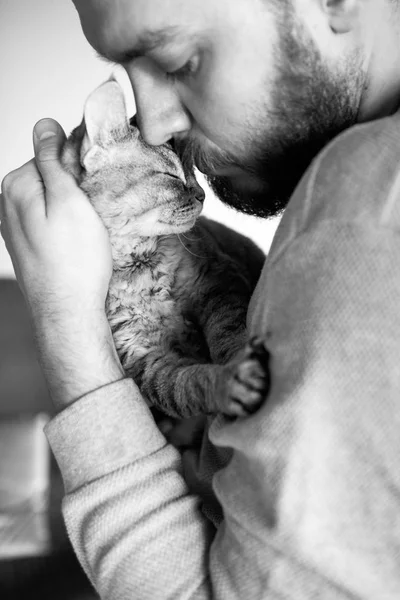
[31,310,125,412]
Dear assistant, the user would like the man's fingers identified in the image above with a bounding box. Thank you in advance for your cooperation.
[33,118,71,194]
[1,159,45,217]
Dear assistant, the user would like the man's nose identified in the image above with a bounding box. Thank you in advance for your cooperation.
[126,57,191,146]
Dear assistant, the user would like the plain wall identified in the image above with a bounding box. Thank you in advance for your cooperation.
[0,0,279,278]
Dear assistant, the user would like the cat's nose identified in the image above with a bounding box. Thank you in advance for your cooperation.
[191,186,205,204]
[130,114,138,128]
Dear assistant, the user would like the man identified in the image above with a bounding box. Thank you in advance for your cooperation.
[1,0,400,597]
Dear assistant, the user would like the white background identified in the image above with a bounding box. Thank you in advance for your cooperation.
[0,0,279,278]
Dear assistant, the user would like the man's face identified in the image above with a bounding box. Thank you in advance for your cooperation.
[73,0,365,218]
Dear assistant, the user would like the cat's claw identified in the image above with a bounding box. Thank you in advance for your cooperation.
[222,336,270,418]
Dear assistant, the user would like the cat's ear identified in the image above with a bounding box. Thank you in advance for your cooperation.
[84,79,129,144]
[81,79,130,170]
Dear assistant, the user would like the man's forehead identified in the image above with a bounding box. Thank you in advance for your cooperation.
[73,0,198,37]
[72,0,202,55]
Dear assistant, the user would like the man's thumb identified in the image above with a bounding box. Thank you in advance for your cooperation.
[33,119,69,192]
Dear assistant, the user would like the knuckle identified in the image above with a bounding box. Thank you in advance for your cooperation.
[1,163,39,208]
[0,220,6,239]
[1,171,17,197]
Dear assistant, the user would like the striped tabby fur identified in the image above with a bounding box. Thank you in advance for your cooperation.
[61,80,265,418]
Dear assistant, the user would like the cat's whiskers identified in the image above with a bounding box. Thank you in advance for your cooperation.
[177,234,209,259]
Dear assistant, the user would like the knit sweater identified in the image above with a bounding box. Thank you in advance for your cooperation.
[45,112,400,599]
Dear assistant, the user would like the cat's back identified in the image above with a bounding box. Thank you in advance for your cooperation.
[188,216,266,290]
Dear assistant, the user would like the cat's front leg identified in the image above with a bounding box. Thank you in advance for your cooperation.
[216,336,271,418]
[127,339,269,419]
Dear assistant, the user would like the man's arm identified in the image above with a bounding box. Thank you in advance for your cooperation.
[0,119,125,410]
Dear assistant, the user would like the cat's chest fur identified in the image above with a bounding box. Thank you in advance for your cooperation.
[107,235,204,363]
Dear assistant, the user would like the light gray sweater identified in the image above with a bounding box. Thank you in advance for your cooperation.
[45,114,400,599]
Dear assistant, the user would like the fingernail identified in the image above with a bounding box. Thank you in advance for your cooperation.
[34,119,58,141]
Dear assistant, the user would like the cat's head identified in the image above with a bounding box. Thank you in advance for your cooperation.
[62,79,205,237]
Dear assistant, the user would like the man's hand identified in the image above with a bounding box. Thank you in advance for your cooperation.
[1,119,112,319]
[0,119,125,409]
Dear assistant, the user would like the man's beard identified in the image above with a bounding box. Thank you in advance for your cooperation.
[176,8,365,219]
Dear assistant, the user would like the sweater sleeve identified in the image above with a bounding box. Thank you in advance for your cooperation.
[45,221,400,600]
[45,380,216,598]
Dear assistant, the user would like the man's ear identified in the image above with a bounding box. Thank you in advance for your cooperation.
[81,79,130,170]
[323,0,361,34]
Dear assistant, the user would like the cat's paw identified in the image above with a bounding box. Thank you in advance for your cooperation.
[221,336,270,418]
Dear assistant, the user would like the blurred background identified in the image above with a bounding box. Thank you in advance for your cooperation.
[0,0,279,597]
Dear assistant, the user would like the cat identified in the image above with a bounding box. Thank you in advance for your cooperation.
[61,79,270,420]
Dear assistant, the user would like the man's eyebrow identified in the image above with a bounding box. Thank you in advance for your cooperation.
[96,26,181,64]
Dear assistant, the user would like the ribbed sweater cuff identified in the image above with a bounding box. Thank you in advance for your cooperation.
[44,379,166,493]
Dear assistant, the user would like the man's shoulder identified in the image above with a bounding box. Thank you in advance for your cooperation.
[269,111,400,262]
